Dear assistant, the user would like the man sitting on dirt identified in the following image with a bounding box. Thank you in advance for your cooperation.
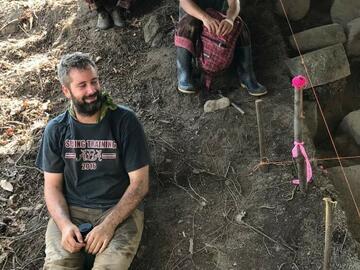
[86,0,125,29]
[36,52,150,269]
[176,0,267,96]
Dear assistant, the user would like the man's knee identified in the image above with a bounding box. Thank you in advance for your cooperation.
[44,219,84,269]
[92,210,144,270]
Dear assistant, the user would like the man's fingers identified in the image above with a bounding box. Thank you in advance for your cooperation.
[92,241,103,255]
[224,28,232,36]
[85,235,94,252]
[207,24,214,34]
[99,239,109,254]
[68,237,83,251]
[87,237,98,254]
[218,23,225,36]
[213,22,220,34]
[74,230,83,243]
[211,25,216,34]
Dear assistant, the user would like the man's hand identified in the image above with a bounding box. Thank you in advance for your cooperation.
[85,222,116,254]
[217,19,233,36]
[61,223,85,253]
[202,15,220,34]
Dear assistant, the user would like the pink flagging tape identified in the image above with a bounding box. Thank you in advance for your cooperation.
[291,141,313,185]
[292,75,308,90]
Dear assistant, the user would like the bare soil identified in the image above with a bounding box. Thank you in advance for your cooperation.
[0,0,359,269]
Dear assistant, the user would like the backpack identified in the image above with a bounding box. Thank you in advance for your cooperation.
[198,8,243,90]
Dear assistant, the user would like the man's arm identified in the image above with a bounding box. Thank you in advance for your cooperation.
[44,172,85,253]
[226,0,240,22]
[218,0,240,36]
[180,0,220,34]
[85,165,149,254]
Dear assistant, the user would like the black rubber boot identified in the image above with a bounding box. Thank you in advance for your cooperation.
[176,47,196,94]
[236,46,267,97]
[96,10,112,30]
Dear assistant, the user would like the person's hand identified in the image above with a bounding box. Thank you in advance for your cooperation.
[85,222,116,254]
[61,223,85,253]
[202,15,220,35]
[217,19,233,36]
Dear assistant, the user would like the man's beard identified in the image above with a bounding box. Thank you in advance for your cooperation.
[71,91,103,117]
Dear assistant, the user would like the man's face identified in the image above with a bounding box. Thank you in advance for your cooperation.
[62,66,102,116]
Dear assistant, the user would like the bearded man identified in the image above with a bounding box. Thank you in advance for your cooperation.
[36,52,150,269]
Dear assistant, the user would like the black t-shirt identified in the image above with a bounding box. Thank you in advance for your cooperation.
[36,106,150,209]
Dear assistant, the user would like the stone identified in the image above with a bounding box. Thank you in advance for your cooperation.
[346,17,360,57]
[339,110,360,145]
[327,165,360,240]
[151,32,163,47]
[289,24,346,52]
[143,15,160,44]
[0,5,23,36]
[204,97,230,113]
[285,44,351,89]
[274,0,310,21]
[331,0,360,28]
[77,0,92,16]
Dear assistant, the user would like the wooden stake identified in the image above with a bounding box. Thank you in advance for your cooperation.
[294,88,306,192]
[255,99,268,172]
[323,197,337,270]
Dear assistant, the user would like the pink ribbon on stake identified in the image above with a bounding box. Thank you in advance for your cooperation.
[292,141,313,185]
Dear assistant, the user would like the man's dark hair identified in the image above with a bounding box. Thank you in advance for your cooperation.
[57,52,97,87]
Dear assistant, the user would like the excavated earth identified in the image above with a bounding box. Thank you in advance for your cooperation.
[0,0,360,269]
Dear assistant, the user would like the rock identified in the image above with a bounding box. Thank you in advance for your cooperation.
[327,165,360,240]
[334,133,360,158]
[151,32,163,47]
[0,5,23,36]
[0,20,18,36]
[143,15,160,44]
[285,44,351,89]
[204,97,230,113]
[331,0,360,28]
[289,24,346,52]
[339,110,360,145]
[274,0,310,21]
[346,18,360,57]
[77,0,92,16]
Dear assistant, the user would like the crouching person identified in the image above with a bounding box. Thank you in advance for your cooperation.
[36,52,150,269]
[175,0,267,96]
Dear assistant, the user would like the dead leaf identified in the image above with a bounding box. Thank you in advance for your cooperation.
[0,180,13,192]
[5,127,14,137]
[22,99,29,110]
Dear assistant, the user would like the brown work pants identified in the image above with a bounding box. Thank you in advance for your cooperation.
[43,206,144,270]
